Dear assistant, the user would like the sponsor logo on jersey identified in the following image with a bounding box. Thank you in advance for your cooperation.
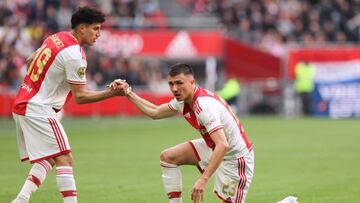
[21,83,32,93]
[77,67,86,78]
[205,119,216,127]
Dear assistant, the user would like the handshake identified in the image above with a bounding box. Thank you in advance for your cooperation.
[107,79,132,96]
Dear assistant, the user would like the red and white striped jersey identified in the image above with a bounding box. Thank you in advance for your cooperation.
[169,86,252,159]
[13,32,87,117]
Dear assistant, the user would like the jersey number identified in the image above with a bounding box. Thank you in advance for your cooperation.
[222,179,237,197]
[27,44,52,82]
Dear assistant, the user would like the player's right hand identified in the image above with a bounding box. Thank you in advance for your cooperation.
[108,79,130,96]
[191,178,207,203]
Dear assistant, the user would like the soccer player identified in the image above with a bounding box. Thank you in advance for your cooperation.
[11,7,128,203]
[112,63,254,203]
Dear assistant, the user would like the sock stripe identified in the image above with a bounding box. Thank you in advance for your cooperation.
[56,171,73,176]
[56,169,73,173]
[27,175,41,188]
[56,166,73,170]
[56,167,73,177]
[38,160,52,173]
[56,173,73,176]
[167,191,182,199]
[56,169,73,171]
[61,190,77,197]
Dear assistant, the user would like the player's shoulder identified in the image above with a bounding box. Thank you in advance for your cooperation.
[168,98,184,112]
[58,44,82,60]
[57,31,79,45]
[45,32,78,47]
[45,31,82,59]
[196,87,218,104]
[193,97,217,116]
[169,97,184,110]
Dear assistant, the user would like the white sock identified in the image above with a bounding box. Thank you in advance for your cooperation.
[56,166,77,203]
[160,161,182,203]
[16,160,52,201]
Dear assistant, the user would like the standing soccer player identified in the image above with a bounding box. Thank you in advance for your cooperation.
[113,63,254,203]
[11,7,128,203]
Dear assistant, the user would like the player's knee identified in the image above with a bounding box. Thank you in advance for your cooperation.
[46,158,56,167]
[160,149,176,164]
[54,153,73,166]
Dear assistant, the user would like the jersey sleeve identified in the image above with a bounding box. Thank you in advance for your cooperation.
[62,45,87,84]
[168,98,183,112]
[64,59,87,84]
[197,107,224,135]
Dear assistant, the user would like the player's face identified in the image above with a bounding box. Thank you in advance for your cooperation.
[81,23,101,46]
[168,73,195,102]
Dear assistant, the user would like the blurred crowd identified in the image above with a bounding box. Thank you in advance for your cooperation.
[0,0,169,91]
[185,0,360,56]
[1,0,359,90]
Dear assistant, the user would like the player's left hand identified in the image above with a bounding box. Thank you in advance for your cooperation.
[191,177,208,203]
[108,79,130,96]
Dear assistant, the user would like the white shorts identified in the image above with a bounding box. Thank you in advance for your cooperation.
[189,139,254,203]
[13,113,71,163]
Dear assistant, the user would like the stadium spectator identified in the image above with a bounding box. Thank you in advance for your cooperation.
[126,57,148,87]
[217,77,241,115]
[147,59,169,93]
[112,63,254,203]
[11,7,128,203]
[222,0,360,55]
[294,60,315,116]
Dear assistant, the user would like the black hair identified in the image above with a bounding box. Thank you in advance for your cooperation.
[168,63,194,77]
[71,7,105,29]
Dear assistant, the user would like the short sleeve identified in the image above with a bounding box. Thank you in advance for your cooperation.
[168,98,183,113]
[64,59,87,84]
[197,108,223,134]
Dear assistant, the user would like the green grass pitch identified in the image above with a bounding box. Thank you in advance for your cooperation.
[1,116,359,203]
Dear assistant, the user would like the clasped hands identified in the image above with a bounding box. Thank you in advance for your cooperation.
[108,79,131,96]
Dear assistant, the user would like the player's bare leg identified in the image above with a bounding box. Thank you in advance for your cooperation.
[160,142,199,203]
[53,153,77,203]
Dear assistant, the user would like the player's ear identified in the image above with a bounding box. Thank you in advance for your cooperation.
[77,24,86,34]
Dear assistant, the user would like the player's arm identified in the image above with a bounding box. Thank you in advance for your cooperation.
[26,52,36,71]
[26,47,43,71]
[191,128,229,203]
[203,129,229,180]
[69,82,127,104]
[126,89,177,119]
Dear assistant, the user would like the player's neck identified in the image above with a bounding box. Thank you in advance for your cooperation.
[184,97,193,105]
[184,86,196,106]
[70,30,83,46]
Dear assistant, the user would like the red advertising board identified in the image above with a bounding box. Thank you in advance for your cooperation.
[224,38,281,79]
[93,30,223,58]
[0,92,173,117]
